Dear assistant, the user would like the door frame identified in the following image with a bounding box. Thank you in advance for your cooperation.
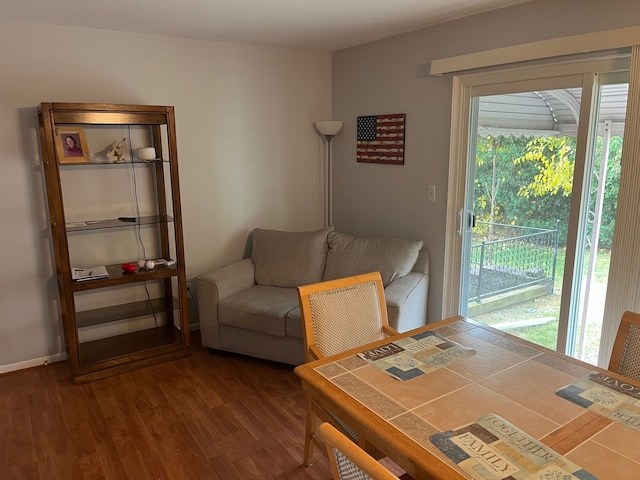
[442,56,631,354]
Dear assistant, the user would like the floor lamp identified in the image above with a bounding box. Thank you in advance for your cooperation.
[314,121,343,226]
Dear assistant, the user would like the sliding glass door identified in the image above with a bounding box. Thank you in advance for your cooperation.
[452,60,629,365]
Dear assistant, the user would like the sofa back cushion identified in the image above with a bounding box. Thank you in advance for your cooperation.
[323,232,423,287]
[253,226,333,287]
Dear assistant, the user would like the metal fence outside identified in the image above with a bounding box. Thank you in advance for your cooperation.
[469,220,560,303]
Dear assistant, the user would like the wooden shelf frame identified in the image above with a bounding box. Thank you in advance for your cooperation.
[38,102,190,382]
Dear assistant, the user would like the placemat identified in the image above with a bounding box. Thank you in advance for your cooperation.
[430,414,598,480]
[556,372,640,432]
[357,330,475,380]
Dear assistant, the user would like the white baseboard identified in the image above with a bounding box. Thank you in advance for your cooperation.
[0,352,67,375]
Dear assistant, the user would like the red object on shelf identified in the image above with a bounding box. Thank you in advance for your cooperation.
[121,263,137,273]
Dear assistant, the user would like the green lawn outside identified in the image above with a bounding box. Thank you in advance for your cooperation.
[471,247,609,365]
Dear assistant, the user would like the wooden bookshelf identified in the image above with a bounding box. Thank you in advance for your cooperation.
[38,102,190,382]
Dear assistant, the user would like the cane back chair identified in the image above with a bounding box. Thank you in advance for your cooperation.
[608,310,640,381]
[297,271,398,466]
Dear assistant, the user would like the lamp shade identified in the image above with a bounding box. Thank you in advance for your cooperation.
[315,121,343,136]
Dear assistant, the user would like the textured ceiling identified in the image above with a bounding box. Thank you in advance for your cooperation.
[1,0,531,51]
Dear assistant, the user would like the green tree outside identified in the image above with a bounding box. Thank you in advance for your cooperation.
[474,134,622,248]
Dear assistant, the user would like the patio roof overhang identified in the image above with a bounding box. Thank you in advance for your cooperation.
[477,84,628,138]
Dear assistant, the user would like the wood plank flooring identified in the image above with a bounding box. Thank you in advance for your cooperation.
[0,333,332,480]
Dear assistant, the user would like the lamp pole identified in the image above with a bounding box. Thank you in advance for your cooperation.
[314,121,343,227]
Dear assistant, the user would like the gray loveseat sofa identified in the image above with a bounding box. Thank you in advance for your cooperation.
[197,226,429,365]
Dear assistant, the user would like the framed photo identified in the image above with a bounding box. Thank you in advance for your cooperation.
[55,127,91,164]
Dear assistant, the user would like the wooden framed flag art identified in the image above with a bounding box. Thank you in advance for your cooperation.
[356,113,405,165]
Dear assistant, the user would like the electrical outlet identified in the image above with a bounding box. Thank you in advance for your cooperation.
[427,184,436,202]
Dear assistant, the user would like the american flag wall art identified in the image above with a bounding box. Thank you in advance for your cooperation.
[356,113,405,165]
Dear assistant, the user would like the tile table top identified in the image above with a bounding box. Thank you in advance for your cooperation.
[297,316,640,479]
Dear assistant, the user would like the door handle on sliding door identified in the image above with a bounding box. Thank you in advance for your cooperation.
[457,210,476,236]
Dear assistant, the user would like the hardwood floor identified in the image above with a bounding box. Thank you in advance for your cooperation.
[0,333,332,480]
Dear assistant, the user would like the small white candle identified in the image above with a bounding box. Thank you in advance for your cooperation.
[137,147,156,161]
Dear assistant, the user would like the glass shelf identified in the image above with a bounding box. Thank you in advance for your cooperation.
[66,215,174,232]
[58,158,169,166]
[70,262,178,292]
[78,325,183,368]
[76,297,179,328]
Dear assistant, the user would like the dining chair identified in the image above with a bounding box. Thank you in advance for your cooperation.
[608,310,640,381]
[297,271,398,466]
[318,422,401,480]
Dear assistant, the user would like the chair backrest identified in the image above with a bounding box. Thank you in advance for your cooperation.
[608,310,640,381]
[319,422,400,480]
[297,271,395,362]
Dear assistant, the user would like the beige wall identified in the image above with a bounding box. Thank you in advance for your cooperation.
[0,22,331,371]
[331,0,640,324]
[4,0,640,372]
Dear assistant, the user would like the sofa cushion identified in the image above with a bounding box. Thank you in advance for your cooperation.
[218,285,299,337]
[323,232,423,286]
[252,226,333,288]
[286,307,304,339]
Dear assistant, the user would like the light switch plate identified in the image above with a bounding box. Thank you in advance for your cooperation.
[428,184,436,202]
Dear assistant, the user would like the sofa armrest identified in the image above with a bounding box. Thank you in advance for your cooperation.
[385,271,428,332]
[197,258,256,349]
[412,248,429,275]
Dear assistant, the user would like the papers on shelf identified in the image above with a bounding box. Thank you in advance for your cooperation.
[152,258,177,267]
[71,266,109,282]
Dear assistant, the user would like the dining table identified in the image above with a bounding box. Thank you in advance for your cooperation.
[294,315,640,479]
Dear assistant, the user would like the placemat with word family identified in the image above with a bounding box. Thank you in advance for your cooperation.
[430,414,598,480]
